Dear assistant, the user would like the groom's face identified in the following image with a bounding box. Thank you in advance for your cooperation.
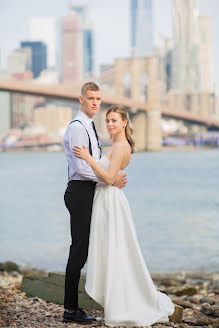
[80,90,102,118]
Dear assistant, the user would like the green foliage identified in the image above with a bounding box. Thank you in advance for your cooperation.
[3,261,20,272]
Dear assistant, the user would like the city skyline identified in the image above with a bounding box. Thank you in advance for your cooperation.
[130,0,153,56]
[1,0,219,92]
[172,0,202,92]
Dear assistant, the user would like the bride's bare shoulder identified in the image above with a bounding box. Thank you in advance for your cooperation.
[112,141,131,158]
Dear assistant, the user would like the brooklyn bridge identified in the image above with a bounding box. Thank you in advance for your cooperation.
[1,74,219,151]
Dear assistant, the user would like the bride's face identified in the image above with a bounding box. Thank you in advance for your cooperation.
[105,112,126,136]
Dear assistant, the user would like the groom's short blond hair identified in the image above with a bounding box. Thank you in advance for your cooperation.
[81,82,100,97]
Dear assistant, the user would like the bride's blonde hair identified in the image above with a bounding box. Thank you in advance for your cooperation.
[106,105,135,154]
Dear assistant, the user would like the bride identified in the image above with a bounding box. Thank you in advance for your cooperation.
[73,105,174,327]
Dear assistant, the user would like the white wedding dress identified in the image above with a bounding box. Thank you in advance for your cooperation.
[85,156,174,327]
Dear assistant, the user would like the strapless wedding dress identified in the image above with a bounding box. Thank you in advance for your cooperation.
[85,156,174,327]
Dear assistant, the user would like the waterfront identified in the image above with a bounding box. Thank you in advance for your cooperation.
[0,149,219,273]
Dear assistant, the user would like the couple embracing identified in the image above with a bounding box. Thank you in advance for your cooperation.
[63,82,174,326]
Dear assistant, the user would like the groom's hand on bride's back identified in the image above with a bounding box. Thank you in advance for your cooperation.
[113,173,127,189]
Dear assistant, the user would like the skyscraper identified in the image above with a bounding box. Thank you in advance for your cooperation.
[30,18,56,69]
[83,28,93,76]
[172,0,201,92]
[198,16,214,92]
[21,41,47,78]
[8,47,32,76]
[130,0,153,57]
[61,10,83,83]
[70,3,94,76]
[0,91,11,134]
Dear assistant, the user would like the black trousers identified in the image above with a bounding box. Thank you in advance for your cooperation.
[64,180,96,310]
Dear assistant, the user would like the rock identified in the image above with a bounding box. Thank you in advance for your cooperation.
[159,278,181,287]
[183,310,214,326]
[200,296,216,305]
[171,285,198,296]
[201,303,214,315]
[21,273,103,310]
[172,298,195,309]
[201,303,219,318]
[168,304,183,323]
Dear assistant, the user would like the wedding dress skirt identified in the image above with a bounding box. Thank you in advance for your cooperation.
[85,156,174,327]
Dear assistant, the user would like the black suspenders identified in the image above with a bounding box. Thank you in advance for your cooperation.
[69,119,93,155]
[67,119,93,181]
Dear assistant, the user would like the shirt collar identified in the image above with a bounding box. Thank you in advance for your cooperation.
[77,111,93,127]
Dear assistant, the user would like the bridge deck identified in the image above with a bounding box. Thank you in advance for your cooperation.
[0,79,219,128]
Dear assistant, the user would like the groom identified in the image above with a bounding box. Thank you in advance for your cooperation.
[63,82,127,324]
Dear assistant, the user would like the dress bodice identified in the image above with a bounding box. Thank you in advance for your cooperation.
[98,155,124,174]
[98,156,110,171]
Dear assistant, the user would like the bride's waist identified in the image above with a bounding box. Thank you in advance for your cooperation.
[95,183,123,192]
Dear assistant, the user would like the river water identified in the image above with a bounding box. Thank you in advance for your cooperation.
[0,149,218,273]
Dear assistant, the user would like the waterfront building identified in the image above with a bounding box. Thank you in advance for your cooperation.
[130,0,153,57]
[155,38,174,99]
[30,18,56,69]
[20,41,47,78]
[166,91,216,119]
[198,16,214,92]
[33,105,72,134]
[172,0,201,92]
[11,94,37,129]
[0,91,11,135]
[7,48,32,76]
[61,10,83,83]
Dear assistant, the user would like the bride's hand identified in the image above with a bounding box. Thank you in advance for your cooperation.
[73,145,91,161]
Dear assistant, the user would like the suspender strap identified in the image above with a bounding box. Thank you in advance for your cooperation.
[91,121,102,159]
[67,119,93,181]
[69,119,92,156]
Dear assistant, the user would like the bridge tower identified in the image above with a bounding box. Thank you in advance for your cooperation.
[114,56,162,151]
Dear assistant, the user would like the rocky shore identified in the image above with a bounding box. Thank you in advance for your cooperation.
[0,261,219,328]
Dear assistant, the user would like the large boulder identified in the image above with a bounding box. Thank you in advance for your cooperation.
[168,304,183,323]
[21,272,102,310]
[201,303,219,317]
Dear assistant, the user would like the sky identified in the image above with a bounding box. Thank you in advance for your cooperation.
[1,0,219,92]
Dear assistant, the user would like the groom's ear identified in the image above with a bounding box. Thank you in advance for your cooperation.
[79,96,83,104]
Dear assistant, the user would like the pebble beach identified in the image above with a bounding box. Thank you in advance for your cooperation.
[0,262,219,328]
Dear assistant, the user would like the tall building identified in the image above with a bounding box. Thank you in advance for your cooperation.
[198,16,214,92]
[70,3,94,76]
[7,47,32,76]
[21,41,47,78]
[172,0,201,92]
[30,18,56,69]
[33,105,72,134]
[82,27,93,76]
[11,94,36,129]
[130,0,153,57]
[71,3,88,23]
[0,91,11,135]
[61,10,83,83]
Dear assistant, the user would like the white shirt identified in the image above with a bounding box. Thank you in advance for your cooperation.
[64,111,101,182]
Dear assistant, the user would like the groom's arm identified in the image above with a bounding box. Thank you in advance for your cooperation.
[68,124,102,182]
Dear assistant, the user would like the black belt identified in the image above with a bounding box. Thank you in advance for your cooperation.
[68,180,96,185]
